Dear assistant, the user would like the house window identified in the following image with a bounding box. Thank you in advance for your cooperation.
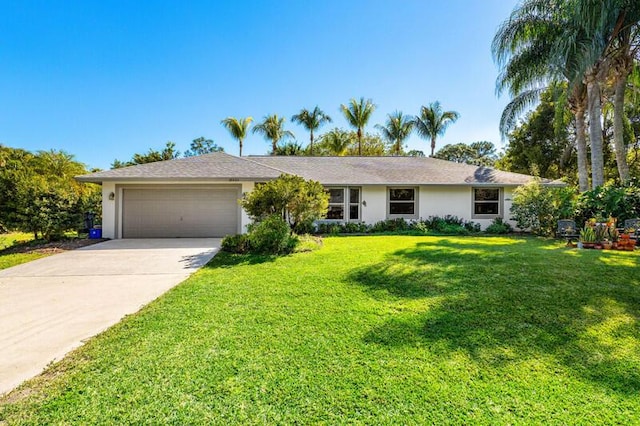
[388,187,418,219]
[473,188,502,218]
[326,187,360,221]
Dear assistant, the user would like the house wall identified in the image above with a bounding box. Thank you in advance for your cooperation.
[100,181,519,238]
[359,185,518,230]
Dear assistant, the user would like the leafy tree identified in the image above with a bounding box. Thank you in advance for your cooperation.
[221,116,253,157]
[375,111,414,155]
[407,149,425,157]
[112,141,180,169]
[510,180,576,236]
[495,88,574,180]
[434,141,498,166]
[291,106,332,155]
[252,114,295,154]
[346,132,388,156]
[340,98,376,155]
[413,101,460,157]
[183,137,223,157]
[241,174,328,232]
[0,146,100,240]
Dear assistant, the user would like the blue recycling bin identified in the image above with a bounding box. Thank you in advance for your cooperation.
[89,228,102,239]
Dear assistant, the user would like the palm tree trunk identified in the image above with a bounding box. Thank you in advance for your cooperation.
[574,107,589,192]
[239,139,243,157]
[357,128,362,156]
[612,75,630,182]
[310,130,314,156]
[430,137,436,157]
[272,140,277,154]
[586,69,605,188]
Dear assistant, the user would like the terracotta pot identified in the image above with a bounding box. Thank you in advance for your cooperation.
[603,242,612,250]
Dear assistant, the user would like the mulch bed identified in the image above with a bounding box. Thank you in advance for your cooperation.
[0,238,108,255]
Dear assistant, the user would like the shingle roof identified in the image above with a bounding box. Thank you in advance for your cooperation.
[77,152,551,186]
[250,156,544,185]
[76,152,285,182]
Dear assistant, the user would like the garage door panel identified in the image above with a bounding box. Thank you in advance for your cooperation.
[122,187,239,238]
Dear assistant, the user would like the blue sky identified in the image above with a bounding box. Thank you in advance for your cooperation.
[0,0,519,170]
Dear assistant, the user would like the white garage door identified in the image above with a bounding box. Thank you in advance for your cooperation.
[122,187,240,238]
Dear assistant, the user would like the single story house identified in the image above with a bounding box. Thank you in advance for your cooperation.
[76,152,554,239]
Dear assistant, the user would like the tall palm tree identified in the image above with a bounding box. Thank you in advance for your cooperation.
[319,129,352,156]
[291,106,332,155]
[340,98,376,155]
[252,114,295,154]
[599,2,640,182]
[493,0,592,190]
[412,102,460,157]
[375,111,414,155]
[221,117,253,157]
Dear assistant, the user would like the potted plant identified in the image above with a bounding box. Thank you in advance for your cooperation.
[594,224,607,249]
[580,227,596,249]
[609,227,620,249]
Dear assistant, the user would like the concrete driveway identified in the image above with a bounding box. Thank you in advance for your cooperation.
[0,238,220,396]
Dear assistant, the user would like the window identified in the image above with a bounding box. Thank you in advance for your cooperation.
[388,187,418,219]
[326,187,361,221]
[473,188,501,218]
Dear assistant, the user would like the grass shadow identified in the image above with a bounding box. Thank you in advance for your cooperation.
[350,237,640,394]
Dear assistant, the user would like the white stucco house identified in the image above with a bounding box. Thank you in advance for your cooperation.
[76,152,552,239]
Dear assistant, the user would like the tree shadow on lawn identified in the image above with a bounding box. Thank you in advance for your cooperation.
[349,238,640,394]
[202,251,278,269]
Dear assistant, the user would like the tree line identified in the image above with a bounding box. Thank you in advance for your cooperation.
[0,145,101,239]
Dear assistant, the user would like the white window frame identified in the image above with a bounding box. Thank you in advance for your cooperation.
[472,187,503,219]
[387,187,419,220]
[325,186,361,222]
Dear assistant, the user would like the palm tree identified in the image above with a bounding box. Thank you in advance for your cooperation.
[412,102,460,157]
[598,2,640,182]
[374,111,414,155]
[221,117,253,157]
[291,106,332,155]
[492,0,592,190]
[340,98,376,155]
[319,129,352,156]
[252,114,295,154]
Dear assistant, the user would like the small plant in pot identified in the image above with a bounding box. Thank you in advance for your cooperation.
[580,227,596,249]
[608,227,620,249]
[594,225,607,249]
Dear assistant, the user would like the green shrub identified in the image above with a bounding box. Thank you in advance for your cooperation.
[510,180,576,236]
[370,218,410,232]
[485,217,513,234]
[575,180,640,225]
[221,234,251,254]
[247,215,297,255]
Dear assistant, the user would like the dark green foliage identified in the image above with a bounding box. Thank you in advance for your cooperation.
[220,234,251,254]
[183,137,223,157]
[496,87,574,180]
[315,216,480,235]
[434,141,497,166]
[370,218,412,232]
[241,174,329,230]
[485,217,513,234]
[111,141,180,168]
[574,179,640,224]
[247,215,297,255]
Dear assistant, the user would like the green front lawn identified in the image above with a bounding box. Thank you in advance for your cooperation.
[1,236,639,423]
[0,232,46,270]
